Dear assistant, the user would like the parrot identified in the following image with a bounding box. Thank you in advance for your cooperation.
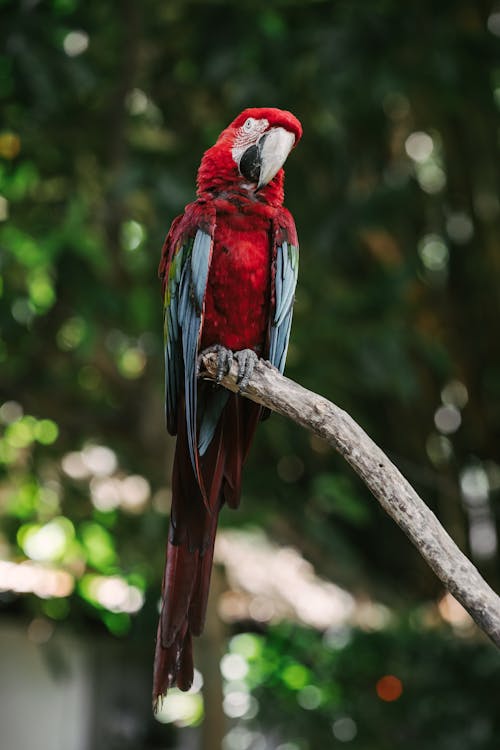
[154,107,302,707]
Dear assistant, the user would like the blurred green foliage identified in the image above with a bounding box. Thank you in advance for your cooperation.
[1,0,500,747]
[227,621,500,749]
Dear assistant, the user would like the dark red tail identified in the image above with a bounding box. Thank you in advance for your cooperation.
[153,394,261,708]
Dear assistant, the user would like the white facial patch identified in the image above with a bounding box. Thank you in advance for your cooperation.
[231,117,269,164]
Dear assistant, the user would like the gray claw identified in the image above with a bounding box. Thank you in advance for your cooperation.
[198,345,233,383]
[235,349,258,390]
[217,347,233,383]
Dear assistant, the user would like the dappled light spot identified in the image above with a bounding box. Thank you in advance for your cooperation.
[80,522,117,568]
[282,663,309,690]
[323,625,352,650]
[0,559,74,598]
[460,466,489,506]
[229,632,262,661]
[27,617,54,644]
[102,611,130,635]
[487,12,500,36]
[120,474,151,512]
[155,684,204,726]
[0,400,23,424]
[224,728,266,750]
[82,444,118,476]
[418,234,449,272]
[223,690,255,719]
[405,131,433,163]
[57,316,86,350]
[426,433,453,466]
[0,132,21,159]
[438,593,473,629]
[459,465,497,560]
[416,162,446,194]
[376,675,403,702]
[441,380,468,409]
[62,451,90,479]
[27,270,55,311]
[95,577,144,613]
[5,416,37,448]
[469,519,497,561]
[297,684,322,710]
[152,487,171,514]
[355,602,392,632]
[63,30,89,57]
[332,716,357,741]
[90,477,121,511]
[126,88,149,115]
[249,595,275,622]
[84,445,117,476]
[446,212,474,244]
[434,404,461,435]
[18,517,74,562]
[0,195,8,220]
[11,297,35,325]
[216,530,355,629]
[80,573,144,613]
[485,461,500,490]
[220,653,249,681]
[218,589,252,622]
[34,419,58,445]
[118,347,146,378]
[121,220,146,252]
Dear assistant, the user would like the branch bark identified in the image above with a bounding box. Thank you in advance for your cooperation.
[199,352,500,647]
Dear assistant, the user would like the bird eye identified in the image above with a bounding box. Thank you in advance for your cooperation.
[243,117,255,132]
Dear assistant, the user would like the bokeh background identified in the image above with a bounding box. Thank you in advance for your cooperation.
[1,1,500,749]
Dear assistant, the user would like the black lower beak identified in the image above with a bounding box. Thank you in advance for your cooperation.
[239,133,268,184]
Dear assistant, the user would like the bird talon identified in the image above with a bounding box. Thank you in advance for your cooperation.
[198,345,233,383]
[234,349,259,390]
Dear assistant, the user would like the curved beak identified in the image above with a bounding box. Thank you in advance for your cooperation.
[239,127,296,188]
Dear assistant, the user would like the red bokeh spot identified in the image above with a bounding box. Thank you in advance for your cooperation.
[376,675,403,702]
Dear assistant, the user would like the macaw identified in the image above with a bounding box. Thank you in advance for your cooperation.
[154,107,302,706]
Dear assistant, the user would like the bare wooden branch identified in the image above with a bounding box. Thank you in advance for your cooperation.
[199,352,500,647]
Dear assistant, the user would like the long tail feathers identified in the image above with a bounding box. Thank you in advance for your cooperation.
[153,393,262,709]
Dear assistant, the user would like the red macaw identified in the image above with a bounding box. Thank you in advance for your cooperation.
[154,107,302,706]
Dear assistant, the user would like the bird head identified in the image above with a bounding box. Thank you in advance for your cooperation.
[197,108,302,204]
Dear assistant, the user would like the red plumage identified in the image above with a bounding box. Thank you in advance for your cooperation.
[154,108,301,707]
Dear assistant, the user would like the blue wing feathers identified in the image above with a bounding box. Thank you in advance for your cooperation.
[269,223,299,375]
[163,223,214,485]
[191,232,212,312]
[198,389,230,456]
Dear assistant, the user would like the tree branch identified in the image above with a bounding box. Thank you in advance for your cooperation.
[199,352,500,647]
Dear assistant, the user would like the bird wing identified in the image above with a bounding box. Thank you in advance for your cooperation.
[268,208,299,372]
[159,202,216,480]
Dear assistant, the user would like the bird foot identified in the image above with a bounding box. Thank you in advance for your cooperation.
[198,345,234,383]
[234,349,258,390]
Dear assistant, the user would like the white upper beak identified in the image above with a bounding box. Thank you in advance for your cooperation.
[257,127,296,188]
